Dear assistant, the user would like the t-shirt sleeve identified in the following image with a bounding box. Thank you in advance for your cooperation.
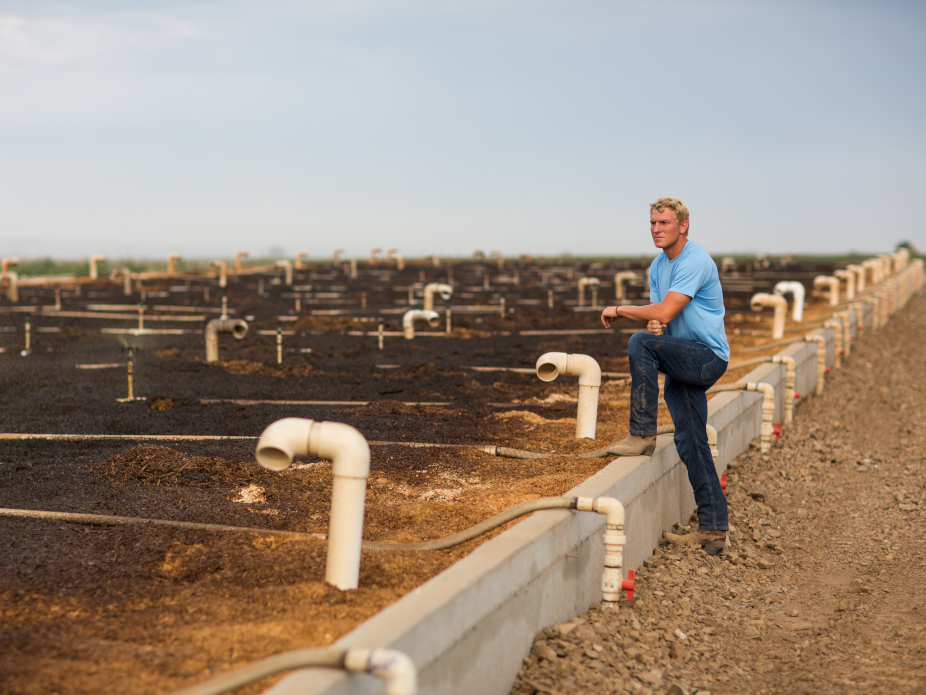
[648,260,660,303]
[668,254,711,299]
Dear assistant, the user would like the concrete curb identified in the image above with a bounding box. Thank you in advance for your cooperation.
[266,309,876,694]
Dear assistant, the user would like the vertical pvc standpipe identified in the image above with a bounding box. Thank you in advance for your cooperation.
[235,251,249,273]
[708,382,776,452]
[276,260,294,286]
[773,281,805,322]
[89,255,106,280]
[167,253,182,276]
[767,355,796,423]
[204,318,249,363]
[255,418,371,590]
[613,271,638,301]
[813,275,840,307]
[804,335,827,395]
[846,264,867,293]
[402,309,440,339]
[833,269,856,300]
[120,269,133,296]
[0,271,19,303]
[295,251,308,270]
[834,310,852,357]
[423,283,453,312]
[213,261,228,289]
[535,352,602,439]
[369,248,382,264]
[577,277,600,308]
[388,248,405,271]
[574,496,634,608]
[749,292,788,339]
[23,315,31,354]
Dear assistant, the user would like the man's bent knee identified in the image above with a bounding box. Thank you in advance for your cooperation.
[627,331,658,357]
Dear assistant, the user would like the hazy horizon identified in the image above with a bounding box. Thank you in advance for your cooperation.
[2,1,924,259]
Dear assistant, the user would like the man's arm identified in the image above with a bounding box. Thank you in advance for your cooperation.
[600,291,691,329]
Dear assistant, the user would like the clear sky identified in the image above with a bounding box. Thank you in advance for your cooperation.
[1,1,924,260]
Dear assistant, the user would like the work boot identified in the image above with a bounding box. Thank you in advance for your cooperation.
[663,529,727,556]
[605,434,657,457]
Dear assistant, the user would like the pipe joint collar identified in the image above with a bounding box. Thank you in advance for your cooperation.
[308,421,371,479]
[344,648,417,695]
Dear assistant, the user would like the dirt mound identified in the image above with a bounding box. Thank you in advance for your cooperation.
[493,410,550,426]
[90,445,266,488]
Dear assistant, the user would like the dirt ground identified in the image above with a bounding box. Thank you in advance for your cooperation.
[0,259,867,695]
[511,292,926,695]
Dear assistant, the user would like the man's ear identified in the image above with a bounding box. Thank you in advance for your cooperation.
[680,219,690,235]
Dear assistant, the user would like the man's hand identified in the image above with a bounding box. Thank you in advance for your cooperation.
[601,306,621,329]
[647,319,666,335]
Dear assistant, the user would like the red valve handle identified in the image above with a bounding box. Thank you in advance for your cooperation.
[621,569,636,602]
[825,367,831,373]
[720,472,727,496]
[794,392,801,399]
[773,422,781,441]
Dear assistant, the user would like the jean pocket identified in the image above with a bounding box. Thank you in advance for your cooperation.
[700,356,726,385]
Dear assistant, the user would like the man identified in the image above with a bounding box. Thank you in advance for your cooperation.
[599,198,730,555]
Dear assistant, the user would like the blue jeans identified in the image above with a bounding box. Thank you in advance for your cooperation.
[627,332,729,531]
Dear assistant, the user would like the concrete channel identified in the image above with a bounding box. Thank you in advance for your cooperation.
[259,298,890,694]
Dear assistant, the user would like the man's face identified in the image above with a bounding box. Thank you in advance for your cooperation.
[650,208,688,250]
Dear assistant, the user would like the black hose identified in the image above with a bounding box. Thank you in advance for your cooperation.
[361,496,576,551]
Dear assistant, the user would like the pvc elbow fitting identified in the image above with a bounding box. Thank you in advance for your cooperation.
[813,275,840,306]
[423,283,453,311]
[613,271,637,300]
[255,418,370,590]
[536,352,601,439]
[345,648,417,695]
[535,352,602,387]
[204,318,248,363]
[750,292,787,339]
[402,309,440,339]
[276,260,294,285]
[834,269,856,299]
[576,496,625,527]
[773,281,805,322]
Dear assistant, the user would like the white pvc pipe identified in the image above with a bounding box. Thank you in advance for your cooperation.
[1,271,19,303]
[613,271,637,301]
[813,275,840,307]
[333,248,344,265]
[167,253,182,275]
[235,251,249,272]
[804,334,826,395]
[89,254,106,280]
[255,418,371,591]
[425,254,440,267]
[120,268,133,296]
[833,269,856,299]
[535,352,601,439]
[388,248,404,271]
[423,283,453,311]
[370,248,382,264]
[294,251,307,269]
[204,317,248,362]
[1,257,18,273]
[823,319,843,368]
[720,256,736,273]
[213,260,228,288]
[577,277,600,307]
[768,355,796,422]
[773,281,805,322]
[862,259,882,285]
[276,260,294,285]
[493,250,503,269]
[402,309,440,339]
[708,382,775,452]
[847,263,866,293]
[575,496,632,606]
[750,292,788,339]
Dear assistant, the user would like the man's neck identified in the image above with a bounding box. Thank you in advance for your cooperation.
[663,235,688,261]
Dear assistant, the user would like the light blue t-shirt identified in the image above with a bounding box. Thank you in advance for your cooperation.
[649,240,730,362]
